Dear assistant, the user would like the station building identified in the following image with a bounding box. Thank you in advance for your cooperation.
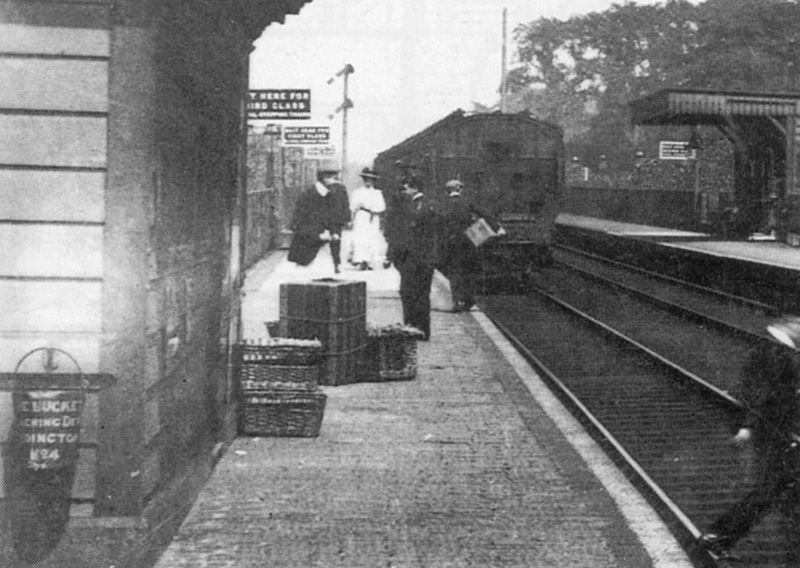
[0,1,312,565]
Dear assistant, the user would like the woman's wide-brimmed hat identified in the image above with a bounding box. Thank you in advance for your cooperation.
[360,167,379,179]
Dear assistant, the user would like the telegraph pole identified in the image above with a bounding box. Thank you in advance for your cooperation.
[342,69,351,177]
[327,63,354,179]
[500,8,507,113]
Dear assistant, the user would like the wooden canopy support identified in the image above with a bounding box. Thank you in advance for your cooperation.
[630,88,800,237]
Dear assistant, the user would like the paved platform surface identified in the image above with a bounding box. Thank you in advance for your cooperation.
[153,248,691,568]
[557,213,800,270]
[556,213,709,239]
[660,239,800,270]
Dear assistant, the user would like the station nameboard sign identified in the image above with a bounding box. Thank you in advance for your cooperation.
[247,90,311,120]
[659,141,696,160]
[284,126,330,145]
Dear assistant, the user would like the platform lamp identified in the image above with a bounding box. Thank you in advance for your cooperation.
[688,129,702,223]
[634,150,645,186]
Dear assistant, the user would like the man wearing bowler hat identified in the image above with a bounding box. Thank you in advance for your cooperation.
[288,166,350,273]
[392,176,440,340]
[349,167,387,270]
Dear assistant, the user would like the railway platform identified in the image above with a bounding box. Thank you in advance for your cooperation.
[556,212,800,313]
[556,213,711,241]
[151,246,691,568]
[556,213,800,270]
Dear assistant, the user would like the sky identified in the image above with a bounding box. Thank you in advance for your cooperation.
[249,0,694,166]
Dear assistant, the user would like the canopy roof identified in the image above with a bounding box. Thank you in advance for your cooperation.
[234,0,312,39]
[630,88,800,125]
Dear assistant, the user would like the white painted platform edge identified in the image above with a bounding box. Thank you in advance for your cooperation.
[472,311,694,568]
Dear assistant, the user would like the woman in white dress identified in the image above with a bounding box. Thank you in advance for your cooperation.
[349,167,387,270]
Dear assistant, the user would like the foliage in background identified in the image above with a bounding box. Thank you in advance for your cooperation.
[506,0,800,170]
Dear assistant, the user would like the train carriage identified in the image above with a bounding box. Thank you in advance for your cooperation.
[374,109,565,292]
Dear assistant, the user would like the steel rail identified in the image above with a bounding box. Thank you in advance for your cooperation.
[485,297,706,550]
[553,242,779,314]
[553,258,769,343]
[485,288,772,566]
[543,259,800,447]
[530,285,740,407]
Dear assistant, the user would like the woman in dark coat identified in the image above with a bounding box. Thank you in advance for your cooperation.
[288,168,349,271]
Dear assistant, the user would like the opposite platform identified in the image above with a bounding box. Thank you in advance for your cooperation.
[153,251,692,568]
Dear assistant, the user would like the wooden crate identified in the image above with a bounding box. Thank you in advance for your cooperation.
[279,279,367,386]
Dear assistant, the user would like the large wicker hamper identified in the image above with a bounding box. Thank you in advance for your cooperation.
[366,325,425,381]
[236,339,326,437]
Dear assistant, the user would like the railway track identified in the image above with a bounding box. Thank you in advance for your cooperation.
[531,260,754,395]
[552,243,780,326]
[480,268,797,567]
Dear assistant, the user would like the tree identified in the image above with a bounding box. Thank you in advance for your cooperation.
[687,0,800,90]
[508,0,800,169]
[511,1,701,165]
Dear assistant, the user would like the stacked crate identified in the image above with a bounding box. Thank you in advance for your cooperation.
[279,279,368,386]
[237,338,326,437]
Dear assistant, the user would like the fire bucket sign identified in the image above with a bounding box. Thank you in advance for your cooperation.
[7,348,86,471]
[12,390,84,470]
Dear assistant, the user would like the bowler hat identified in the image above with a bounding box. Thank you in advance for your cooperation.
[445,179,463,189]
[360,167,379,179]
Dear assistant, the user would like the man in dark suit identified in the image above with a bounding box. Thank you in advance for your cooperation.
[391,176,440,340]
[287,168,349,273]
[383,177,407,270]
[439,179,503,312]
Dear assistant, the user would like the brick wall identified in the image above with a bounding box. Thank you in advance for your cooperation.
[564,129,736,230]
[245,131,317,268]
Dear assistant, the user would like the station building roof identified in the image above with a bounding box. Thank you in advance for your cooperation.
[630,88,800,125]
[234,0,313,39]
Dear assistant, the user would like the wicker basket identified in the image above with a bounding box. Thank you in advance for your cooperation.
[236,340,322,389]
[241,379,317,392]
[367,325,424,381]
[239,390,326,437]
[375,335,419,381]
[237,339,322,366]
[239,364,319,388]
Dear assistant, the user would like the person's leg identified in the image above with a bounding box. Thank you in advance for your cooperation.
[399,264,413,327]
[703,445,784,554]
[704,488,772,550]
[449,267,467,312]
[329,237,341,273]
[462,246,480,308]
[415,264,434,339]
[403,261,431,339]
